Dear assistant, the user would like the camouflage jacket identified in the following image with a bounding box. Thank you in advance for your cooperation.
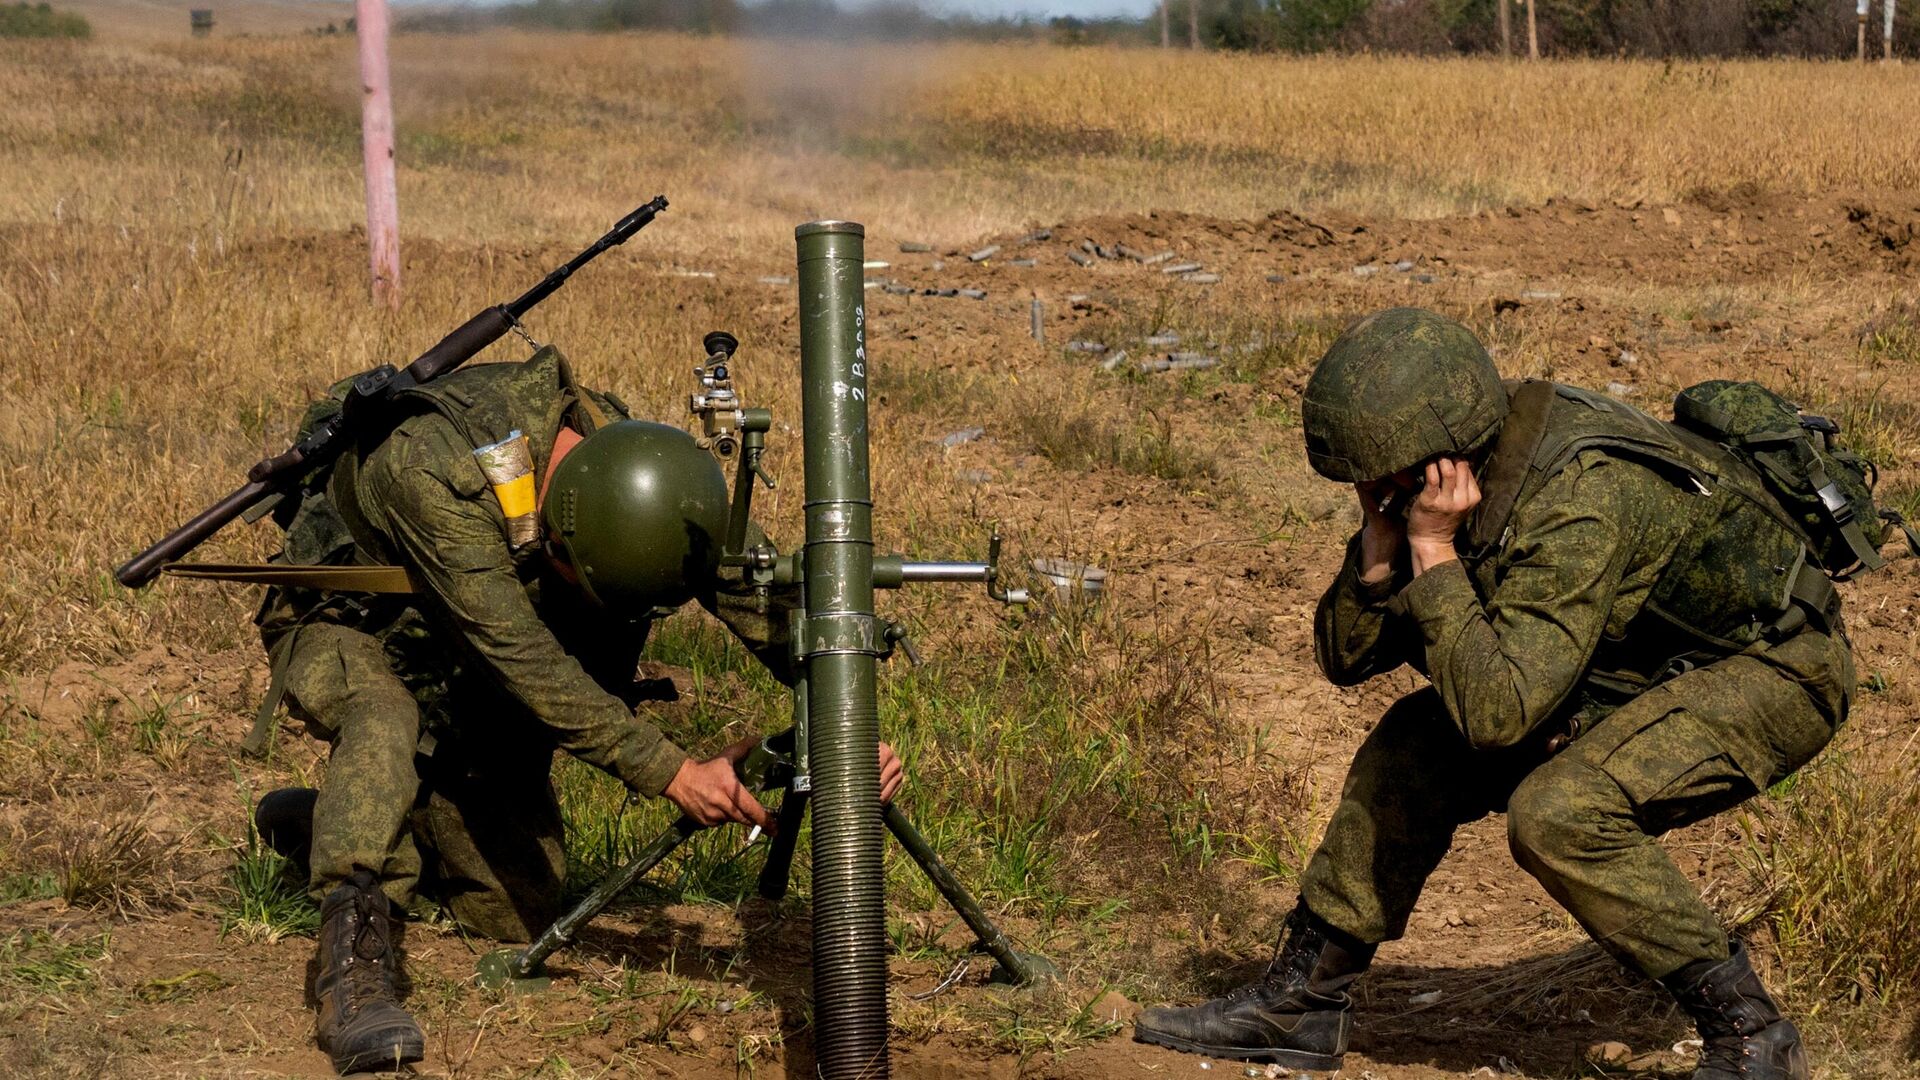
[259,347,789,796]
[1315,381,1844,752]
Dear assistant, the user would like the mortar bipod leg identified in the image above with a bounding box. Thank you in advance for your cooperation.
[756,790,810,901]
[881,802,1057,987]
[478,815,702,987]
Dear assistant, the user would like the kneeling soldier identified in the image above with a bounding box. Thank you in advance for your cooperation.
[248,347,903,1073]
[1135,309,1857,1080]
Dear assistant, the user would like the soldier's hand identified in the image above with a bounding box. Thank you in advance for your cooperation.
[1406,454,1481,574]
[1353,477,1408,584]
[879,742,905,804]
[663,739,776,833]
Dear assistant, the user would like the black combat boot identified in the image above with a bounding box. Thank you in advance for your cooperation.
[254,787,318,881]
[1133,902,1376,1068]
[313,871,426,1074]
[1661,940,1807,1080]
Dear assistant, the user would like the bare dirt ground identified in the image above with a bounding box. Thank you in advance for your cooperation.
[5,189,1919,1078]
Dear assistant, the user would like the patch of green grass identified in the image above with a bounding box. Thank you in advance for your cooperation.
[879,596,1229,924]
[1862,302,1920,367]
[0,871,59,905]
[78,698,118,766]
[643,610,791,725]
[564,953,745,1053]
[1216,313,1346,390]
[1830,389,1920,476]
[132,692,194,771]
[196,82,357,152]
[401,126,527,169]
[1231,824,1317,886]
[1647,283,1754,330]
[1162,790,1224,869]
[0,929,108,997]
[1013,395,1222,485]
[1775,374,1920,478]
[134,968,228,1003]
[985,984,1124,1059]
[1878,483,1920,533]
[887,914,953,961]
[871,363,994,421]
[220,832,319,943]
[556,608,790,906]
[733,1028,784,1074]
[1742,751,1920,1006]
[554,757,774,907]
[0,2,89,38]
[639,981,705,1047]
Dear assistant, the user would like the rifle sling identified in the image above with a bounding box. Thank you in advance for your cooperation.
[160,562,420,594]
[244,632,296,759]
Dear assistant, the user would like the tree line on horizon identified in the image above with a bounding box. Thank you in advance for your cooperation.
[397,0,1913,57]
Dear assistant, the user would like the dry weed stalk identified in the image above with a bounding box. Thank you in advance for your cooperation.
[9,792,192,917]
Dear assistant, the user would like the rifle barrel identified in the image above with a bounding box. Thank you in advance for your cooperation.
[401,307,516,386]
[506,195,668,319]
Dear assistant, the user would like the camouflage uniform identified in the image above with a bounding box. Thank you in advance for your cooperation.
[257,348,788,941]
[1302,387,1853,980]
[1136,311,1840,1075]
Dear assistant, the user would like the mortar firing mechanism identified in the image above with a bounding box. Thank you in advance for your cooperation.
[688,327,1028,613]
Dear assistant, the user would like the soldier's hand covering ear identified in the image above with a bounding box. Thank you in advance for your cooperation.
[1407,455,1481,575]
[662,737,776,833]
[1353,477,1409,585]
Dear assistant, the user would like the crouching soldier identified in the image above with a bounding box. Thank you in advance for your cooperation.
[1135,308,1869,1079]
[247,347,904,1073]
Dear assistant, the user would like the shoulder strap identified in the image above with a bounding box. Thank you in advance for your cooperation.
[1803,452,1886,577]
[1466,379,1557,553]
[552,348,616,432]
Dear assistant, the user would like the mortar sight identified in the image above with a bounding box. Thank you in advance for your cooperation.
[690,329,745,460]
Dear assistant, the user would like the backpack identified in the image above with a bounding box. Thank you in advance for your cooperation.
[1672,380,1919,580]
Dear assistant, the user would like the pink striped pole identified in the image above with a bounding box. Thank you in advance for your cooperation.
[356,0,400,307]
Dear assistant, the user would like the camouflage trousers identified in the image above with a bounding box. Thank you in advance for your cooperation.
[1300,625,1853,979]
[280,623,567,943]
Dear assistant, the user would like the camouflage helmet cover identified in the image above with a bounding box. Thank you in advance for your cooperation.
[540,420,729,610]
[1301,307,1508,482]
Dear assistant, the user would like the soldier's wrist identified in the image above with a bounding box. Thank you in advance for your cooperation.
[629,742,693,798]
[1353,561,1399,602]
[1408,538,1459,576]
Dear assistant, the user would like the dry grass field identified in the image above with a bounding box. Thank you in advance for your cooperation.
[3,12,1920,1079]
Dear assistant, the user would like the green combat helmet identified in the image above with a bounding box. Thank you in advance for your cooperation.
[1302,308,1508,482]
[541,420,729,609]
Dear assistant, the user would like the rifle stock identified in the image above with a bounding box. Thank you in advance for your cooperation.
[115,480,274,588]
